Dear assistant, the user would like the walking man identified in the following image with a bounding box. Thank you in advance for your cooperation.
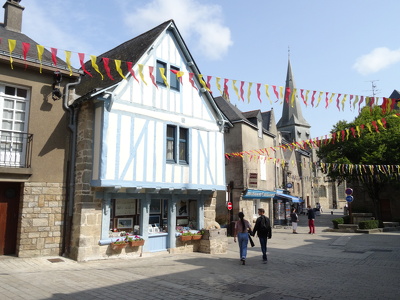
[252,208,272,263]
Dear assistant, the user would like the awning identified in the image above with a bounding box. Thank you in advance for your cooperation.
[242,189,276,199]
[275,192,304,203]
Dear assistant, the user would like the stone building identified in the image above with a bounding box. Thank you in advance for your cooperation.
[0,0,80,257]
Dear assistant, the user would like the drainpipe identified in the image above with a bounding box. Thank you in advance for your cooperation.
[62,76,81,257]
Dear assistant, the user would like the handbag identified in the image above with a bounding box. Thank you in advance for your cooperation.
[248,233,255,247]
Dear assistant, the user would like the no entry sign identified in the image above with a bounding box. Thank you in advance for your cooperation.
[227,202,233,210]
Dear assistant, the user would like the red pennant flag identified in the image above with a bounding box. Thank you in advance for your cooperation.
[381,118,387,128]
[372,121,379,133]
[332,132,337,144]
[240,81,245,101]
[300,89,306,106]
[256,83,262,103]
[188,73,198,90]
[341,130,345,141]
[311,91,316,107]
[170,69,183,84]
[350,127,356,138]
[285,87,291,103]
[206,75,212,92]
[359,96,364,112]
[336,94,341,111]
[325,92,329,108]
[78,53,93,77]
[381,97,388,114]
[126,62,139,83]
[148,66,158,88]
[272,85,279,100]
[390,98,396,112]
[102,57,114,80]
[50,48,58,66]
[223,79,229,98]
[22,42,30,69]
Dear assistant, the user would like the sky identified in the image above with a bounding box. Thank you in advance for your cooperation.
[16,0,400,138]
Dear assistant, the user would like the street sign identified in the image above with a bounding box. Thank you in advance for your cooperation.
[227,202,233,210]
[345,188,353,195]
[287,183,293,188]
[346,195,354,202]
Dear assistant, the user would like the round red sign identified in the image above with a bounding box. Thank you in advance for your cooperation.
[227,202,233,210]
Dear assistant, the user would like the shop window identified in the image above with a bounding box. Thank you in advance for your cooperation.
[176,199,198,229]
[109,199,140,235]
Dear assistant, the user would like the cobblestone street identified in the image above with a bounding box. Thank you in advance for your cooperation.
[1,210,399,300]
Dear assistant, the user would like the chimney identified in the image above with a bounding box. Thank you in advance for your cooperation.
[3,0,24,33]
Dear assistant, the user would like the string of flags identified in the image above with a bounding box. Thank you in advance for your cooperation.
[2,38,400,114]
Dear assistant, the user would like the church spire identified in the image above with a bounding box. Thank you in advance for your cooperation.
[277,59,310,142]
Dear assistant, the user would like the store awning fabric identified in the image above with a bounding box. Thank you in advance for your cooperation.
[242,189,276,199]
[275,192,304,203]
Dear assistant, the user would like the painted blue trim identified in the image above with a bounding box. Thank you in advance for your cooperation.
[90,179,225,191]
[243,189,276,199]
[115,114,122,180]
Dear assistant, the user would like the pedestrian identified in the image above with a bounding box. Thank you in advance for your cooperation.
[252,208,272,264]
[234,212,252,265]
[307,205,316,234]
[290,208,299,234]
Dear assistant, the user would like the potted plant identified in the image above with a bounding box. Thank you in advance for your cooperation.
[127,235,145,247]
[180,231,193,241]
[110,238,128,250]
[191,230,203,240]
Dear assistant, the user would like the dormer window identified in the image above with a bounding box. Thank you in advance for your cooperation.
[156,60,180,92]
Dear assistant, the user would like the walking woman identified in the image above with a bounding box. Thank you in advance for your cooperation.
[234,212,252,265]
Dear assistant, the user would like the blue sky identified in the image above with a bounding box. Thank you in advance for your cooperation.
[19,0,400,138]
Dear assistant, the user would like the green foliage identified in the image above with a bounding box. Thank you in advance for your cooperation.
[358,220,379,229]
[332,217,344,229]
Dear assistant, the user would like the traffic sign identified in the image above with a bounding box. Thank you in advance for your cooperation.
[345,188,353,195]
[287,183,293,188]
[227,202,233,210]
[346,195,354,202]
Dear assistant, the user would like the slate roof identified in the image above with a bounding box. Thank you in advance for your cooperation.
[0,22,69,70]
[75,20,172,96]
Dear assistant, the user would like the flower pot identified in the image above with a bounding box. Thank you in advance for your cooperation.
[129,240,145,247]
[180,235,192,241]
[111,243,128,250]
[191,235,202,240]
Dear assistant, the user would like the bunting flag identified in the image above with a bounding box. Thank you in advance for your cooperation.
[159,67,169,87]
[206,75,212,91]
[215,77,223,95]
[311,91,316,107]
[189,73,198,90]
[78,53,92,77]
[8,39,16,69]
[265,84,271,104]
[247,82,252,103]
[65,50,73,75]
[272,85,279,100]
[36,44,44,73]
[171,69,184,84]
[90,55,103,80]
[240,81,245,101]
[148,66,158,88]
[126,61,139,83]
[50,47,57,67]
[102,57,114,80]
[22,42,30,69]
[198,74,209,91]
[114,59,126,80]
[138,64,147,85]
[256,83,262,103]
[224,78,229,98]
[232,80,240,101]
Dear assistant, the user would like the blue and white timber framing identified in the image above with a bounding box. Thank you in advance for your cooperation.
[83,21,229,252]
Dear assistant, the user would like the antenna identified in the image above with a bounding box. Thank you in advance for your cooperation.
[364,80,381,97]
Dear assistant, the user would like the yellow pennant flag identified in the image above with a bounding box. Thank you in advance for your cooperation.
[336,131,341,142]
[198,74,209,91]
[37,45,45,73]
[90,55,104,80]
[341,94,347,111]
[160,68,169,88]
[247,82,253,103]
[316,91,323,107]
[265,84,271,104]
[353,95,359,110]
[291,88,296,107]
[346,128,350,140]
[216,77,223,94]
[279,86,283,99]
[232,80,240,101]
[138,64,147,85]
[115,60,126,80]
[377,119,386,130]
[305,90,310,103]
[65,51,73,76]
[329,93,335,105]
[8,39,16,69]
[356,125,361,137]
[365,123,372,133]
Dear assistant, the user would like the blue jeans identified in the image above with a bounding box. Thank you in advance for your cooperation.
[259,236,267,260]
[237,232,249,260]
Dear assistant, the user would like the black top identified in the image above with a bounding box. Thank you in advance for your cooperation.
[253,215,272,239]
[307,208,315,220]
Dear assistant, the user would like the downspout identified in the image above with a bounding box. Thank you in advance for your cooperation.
[62,76,81,257]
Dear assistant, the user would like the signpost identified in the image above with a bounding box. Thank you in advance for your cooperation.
[345,188,354,223]
[227,202,233,210]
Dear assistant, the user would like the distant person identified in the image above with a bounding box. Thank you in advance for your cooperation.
[234,212,252,265]
[307,205,316,234]
[290,208,299,234]
[252,208,272,264]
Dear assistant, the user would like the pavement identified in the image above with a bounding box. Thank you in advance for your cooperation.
[1,209,399,300]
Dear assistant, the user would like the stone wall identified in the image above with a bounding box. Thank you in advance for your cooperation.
[18,182,65,257]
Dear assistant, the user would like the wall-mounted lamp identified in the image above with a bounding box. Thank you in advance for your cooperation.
[52,71,62,101]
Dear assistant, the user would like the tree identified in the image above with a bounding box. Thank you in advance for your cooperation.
[317,106,400,220]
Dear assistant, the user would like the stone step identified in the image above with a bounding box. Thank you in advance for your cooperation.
[383,222,399,228]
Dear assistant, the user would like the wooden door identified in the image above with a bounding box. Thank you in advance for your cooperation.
[0,182,21,255]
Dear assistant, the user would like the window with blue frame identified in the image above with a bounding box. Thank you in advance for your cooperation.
[156,60,180,91]
[170,65,180,91]
[156,60,167,86]
[166,125,188,164]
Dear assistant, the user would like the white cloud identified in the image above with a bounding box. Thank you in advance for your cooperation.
[353,47,400,75]
[124,0,233,60]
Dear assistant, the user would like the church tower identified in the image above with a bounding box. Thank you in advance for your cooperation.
[276,59,311,142]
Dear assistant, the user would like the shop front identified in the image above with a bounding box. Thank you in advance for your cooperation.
[273,190,303,225]
[242,189,276,221]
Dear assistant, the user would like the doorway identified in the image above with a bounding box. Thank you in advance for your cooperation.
[0,182,21,255]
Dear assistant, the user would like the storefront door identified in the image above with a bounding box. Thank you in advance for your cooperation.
[0,182,21,255]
